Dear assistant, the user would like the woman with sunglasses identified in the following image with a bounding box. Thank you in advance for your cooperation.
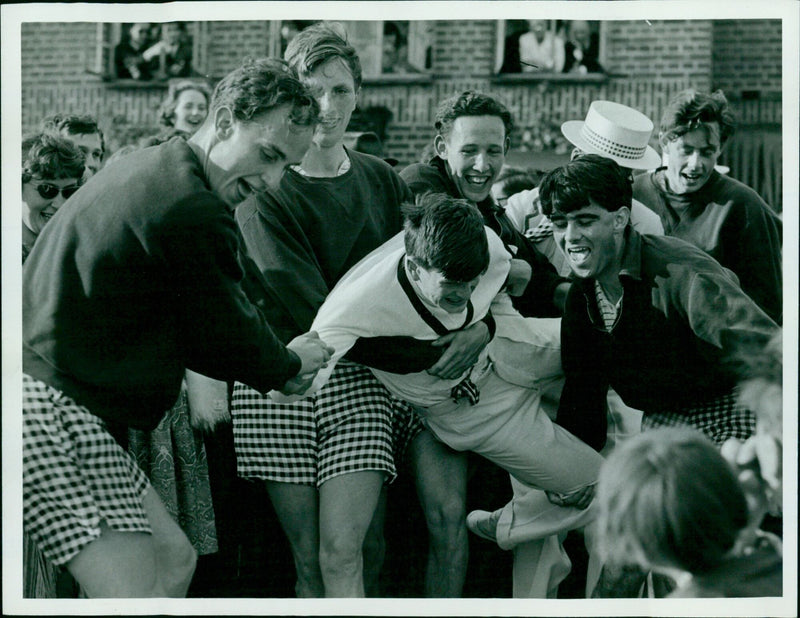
[22,132,85,263]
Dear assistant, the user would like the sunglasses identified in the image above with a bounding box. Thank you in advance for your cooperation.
[32,181,81,201]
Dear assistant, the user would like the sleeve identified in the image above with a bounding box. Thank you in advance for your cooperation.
[507,224,567,318]
[236,193,331,339]
[166,197,300,393]
[680,269,779,366]
[555,287,609,451]
[504,189,538,232]
[720,193,783,324]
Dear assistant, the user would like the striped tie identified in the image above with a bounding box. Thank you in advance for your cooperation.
[450,377,480,405]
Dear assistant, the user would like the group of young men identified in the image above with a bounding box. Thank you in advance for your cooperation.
[21,21,781,600]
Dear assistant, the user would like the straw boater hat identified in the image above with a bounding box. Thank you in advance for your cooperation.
[560,100,662,170]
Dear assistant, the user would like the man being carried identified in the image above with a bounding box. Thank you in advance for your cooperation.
[277,191,604,597]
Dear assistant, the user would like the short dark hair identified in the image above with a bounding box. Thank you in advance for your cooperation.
[284,21,363,91]
[402,191,489,282]
[434,91,513,140]
[660,89,736,146]
[159,80,213,127]
[211,57,319,127]
[22,132,85,181]
[538,154,631,216]
[41,113,105,155]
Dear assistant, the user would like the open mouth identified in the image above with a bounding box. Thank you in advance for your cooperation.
[566,246,591,266]
[464,174,492,187]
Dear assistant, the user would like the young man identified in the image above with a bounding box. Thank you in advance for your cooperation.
[470,154,780,598]
[540,154,778,448]
[231,23,490,599]
[632,89,782,324]
[22,57,333,598]
[41,114,106,178]
[400,90,570,317]
[276,191,604,597]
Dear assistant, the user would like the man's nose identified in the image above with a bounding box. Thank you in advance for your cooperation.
[564,220,581,241]
[473,152,489,171]
[686,150,701,168]
[318,92,332,112]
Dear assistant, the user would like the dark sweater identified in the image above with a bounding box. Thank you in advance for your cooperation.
[557,229,778,451]
[235,149,412,342]
[633,168,782,324]
[400,156,566,317]
[23,138,300,430]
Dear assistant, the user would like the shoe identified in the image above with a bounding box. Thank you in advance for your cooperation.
[466,509,501,543]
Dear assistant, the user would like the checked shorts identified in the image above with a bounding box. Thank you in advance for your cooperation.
[231,360,423,487]
[23,374,152,566]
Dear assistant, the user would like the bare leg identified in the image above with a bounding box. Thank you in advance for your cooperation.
[409,430,469,597]
[362,487,388,597]
[65,487,196,597]
[265,481,323,598]
[318,471,385,597]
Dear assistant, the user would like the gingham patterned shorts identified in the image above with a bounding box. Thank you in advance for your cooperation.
[642,389,756,445]
[23,374,152,566]
[231,361,424,487]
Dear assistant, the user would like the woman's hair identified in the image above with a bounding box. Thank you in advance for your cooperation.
[284,21,363,91]
[402,191,489,283]
[22,132,85,181]
[660,89,736,146]
[210,56,319,127]
[158,80,212,127]
[596,428,749,575]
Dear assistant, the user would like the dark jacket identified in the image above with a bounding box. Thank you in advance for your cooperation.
[557,228,778,451]
[400,156,567,317]
[23,138,300,430]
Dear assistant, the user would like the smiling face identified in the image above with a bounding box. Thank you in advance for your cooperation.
[550,201,629,286]
[661,123,722,195]
[205,104,313,207]
[435,115,509,204]
[303,57,358,150]
[22,175,82,234]
[66,131,104,177]
[408,258,480,314]
[173,88,209,135]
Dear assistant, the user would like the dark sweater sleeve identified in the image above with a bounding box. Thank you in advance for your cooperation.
[166,196,300,392]
[503,222,567,318]
[720,188,783,325]
[556,287,609,451]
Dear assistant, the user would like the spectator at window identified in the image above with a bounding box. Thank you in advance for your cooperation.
[562,20,603,74]
[382,21,421,74]
[114,22,155,80]
[143,22,193,79]
[518,20,565,73]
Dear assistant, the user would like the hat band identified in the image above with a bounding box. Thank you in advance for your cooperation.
[581,124,647,161]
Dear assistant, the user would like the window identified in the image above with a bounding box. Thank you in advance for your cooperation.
[496,19,605,76]
[278,20,433,80]
[95,22,203,83]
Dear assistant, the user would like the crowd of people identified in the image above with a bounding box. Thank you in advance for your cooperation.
[20,21,784,602]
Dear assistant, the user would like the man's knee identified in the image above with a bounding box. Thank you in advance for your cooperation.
[319,532,362,577]
[424,491,467,543]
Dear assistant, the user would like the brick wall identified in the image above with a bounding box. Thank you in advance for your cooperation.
[712,19,782,97]
[204,21,273,77]
[19,19,783,167]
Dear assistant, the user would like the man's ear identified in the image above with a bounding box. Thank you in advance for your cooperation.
[503,135,511,155]
[433,134,448,159]
[406,256,421,281]
[614,206,631,231]
[214,106,235,141]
